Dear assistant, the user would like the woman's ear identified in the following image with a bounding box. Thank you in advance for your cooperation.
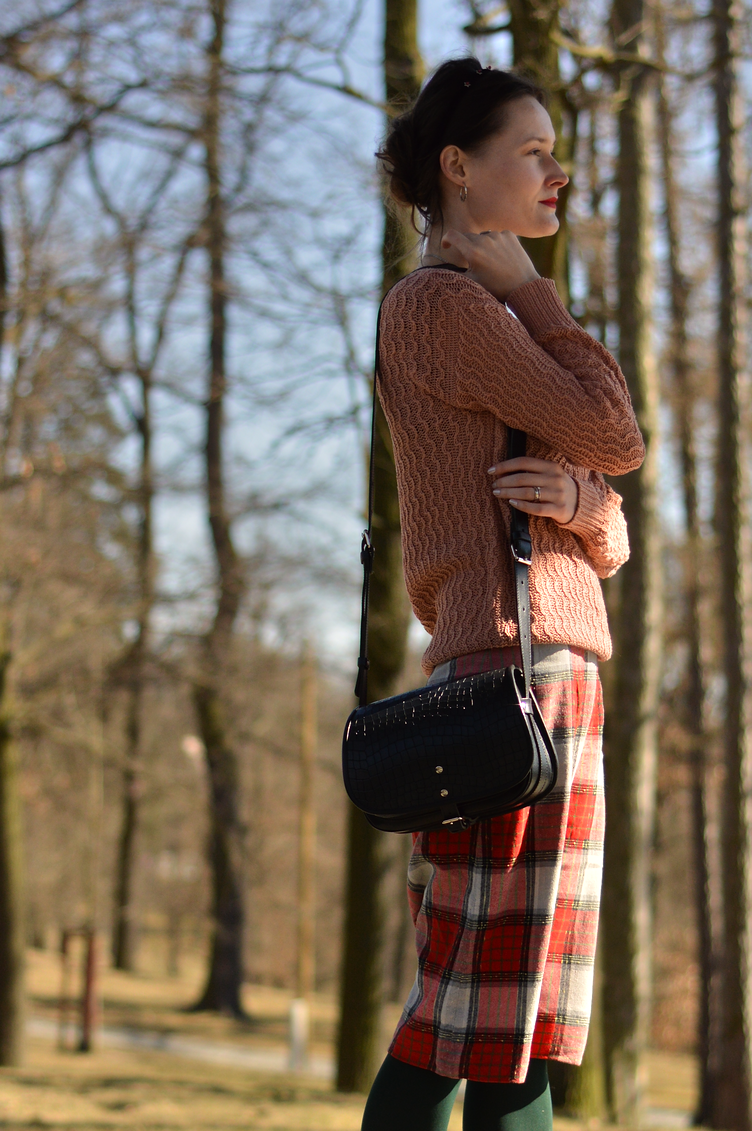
[439,144,469,188]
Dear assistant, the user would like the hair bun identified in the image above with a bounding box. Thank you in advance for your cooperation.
[381,112,420,209]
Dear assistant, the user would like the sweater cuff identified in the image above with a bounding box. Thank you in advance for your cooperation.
[505,278,576,338]
[559,478,604,539]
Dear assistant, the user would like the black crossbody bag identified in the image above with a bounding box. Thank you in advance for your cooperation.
[341,278,558,834]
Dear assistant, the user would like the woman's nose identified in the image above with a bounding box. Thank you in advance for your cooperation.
[547,159,569,188]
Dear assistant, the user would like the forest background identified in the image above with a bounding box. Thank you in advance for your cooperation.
[1,0,752,1127]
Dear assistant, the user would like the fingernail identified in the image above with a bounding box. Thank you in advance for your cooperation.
[487,467,496,474]
[493,489,501,496]
[509,500,519,506]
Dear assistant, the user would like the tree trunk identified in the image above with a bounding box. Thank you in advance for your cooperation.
[0,190,7,380]
[559,946,607,1117]
[112,376,154,972]
[335,0,421,1094]
[507,0,573,302]
[710,0,751,1125]
[655,16,717,1120]
[0,184,23,1069]
[506,5,605,1113]
[600,2,661,1121]
[0,647,24,1065]
[191,0,247,1017]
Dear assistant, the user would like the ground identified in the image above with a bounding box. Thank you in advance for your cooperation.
[0,948,699,1130]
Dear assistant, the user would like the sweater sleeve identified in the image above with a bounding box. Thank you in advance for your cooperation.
[559,473,630,579]
[384,270,645,476]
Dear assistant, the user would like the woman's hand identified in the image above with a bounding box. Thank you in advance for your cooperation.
[488,456,578,525]
[440,229,539,302]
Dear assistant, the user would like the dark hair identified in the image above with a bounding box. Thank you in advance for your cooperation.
[377,57,545,230]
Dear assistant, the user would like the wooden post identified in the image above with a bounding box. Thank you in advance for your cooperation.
[290,644,317,1072]
[58,930,73,1051]
[79,929,98,1053]
[297,644,317,1001]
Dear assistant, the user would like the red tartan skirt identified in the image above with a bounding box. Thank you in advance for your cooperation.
[388,644,604,1084]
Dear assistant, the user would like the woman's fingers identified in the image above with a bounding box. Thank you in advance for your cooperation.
[441,230,539,300]
[488,457,578,525]
[492,473,555,492]
[488,457,557,476]
[491,471,564,495]
[439,228,480,267]
[441,228,515,270]
[506,495,554,513]
[441,227,488,251]
[489,458,569,493]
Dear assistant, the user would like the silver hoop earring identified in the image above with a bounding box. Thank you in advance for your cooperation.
[459,184,468,202]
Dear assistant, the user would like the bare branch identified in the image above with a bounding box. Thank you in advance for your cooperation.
[0,81,148,170]
[0,0,86,45]
[550,30,668,72]
[228,64,385,113]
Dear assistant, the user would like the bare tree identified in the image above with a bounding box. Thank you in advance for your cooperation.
[600,0,662,1121]
[0,159,133,1059]
[507,0,573,302]
[77,138,196,972]
[0,202,22,1066]
[0,638,24,1066]
[655,9,717,1120]
[0,2,144,171]
[187,0,248,1016]
[336,0,422,1092]
[710,0,751,1125]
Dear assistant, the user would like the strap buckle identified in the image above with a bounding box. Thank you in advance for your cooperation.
[511,545,532,566]
[360,530,374,569]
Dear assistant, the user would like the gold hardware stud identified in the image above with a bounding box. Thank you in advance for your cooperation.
[440,789,449,797]
[435,766,444,774]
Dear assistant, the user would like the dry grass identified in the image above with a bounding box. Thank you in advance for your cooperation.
[28,948,337,1062]
[0,1040,371,1130]
[0,948,698,1131]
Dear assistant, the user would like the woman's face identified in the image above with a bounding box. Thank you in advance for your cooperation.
[438,97,568,238]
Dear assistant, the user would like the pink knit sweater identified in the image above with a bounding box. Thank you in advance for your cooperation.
[378,268,645,673]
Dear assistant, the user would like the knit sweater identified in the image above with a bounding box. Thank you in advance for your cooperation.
[377,268,645,673]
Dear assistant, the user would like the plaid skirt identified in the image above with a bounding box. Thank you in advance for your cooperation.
[388,643,604,1084]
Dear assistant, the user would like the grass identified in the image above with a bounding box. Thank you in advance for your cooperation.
[0,948,699,1130]
[0,1040,373,1130]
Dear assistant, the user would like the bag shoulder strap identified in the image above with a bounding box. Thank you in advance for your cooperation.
[355,271,534,706]
[353,337,379,707]
[507,428,534,697]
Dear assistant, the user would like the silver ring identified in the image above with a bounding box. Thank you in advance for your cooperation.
[534,486,541,502]
[479,229,493,235]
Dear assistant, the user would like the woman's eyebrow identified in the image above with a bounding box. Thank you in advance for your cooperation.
[519,135,554,145]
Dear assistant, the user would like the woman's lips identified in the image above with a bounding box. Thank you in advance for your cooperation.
[540,198,558,208]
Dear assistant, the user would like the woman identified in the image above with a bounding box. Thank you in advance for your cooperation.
[360,58,645,1131]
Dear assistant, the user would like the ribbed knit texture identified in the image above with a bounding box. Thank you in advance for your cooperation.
[378,269,645,672]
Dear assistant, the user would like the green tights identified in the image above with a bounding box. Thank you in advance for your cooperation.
[361,1054,552,1131]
